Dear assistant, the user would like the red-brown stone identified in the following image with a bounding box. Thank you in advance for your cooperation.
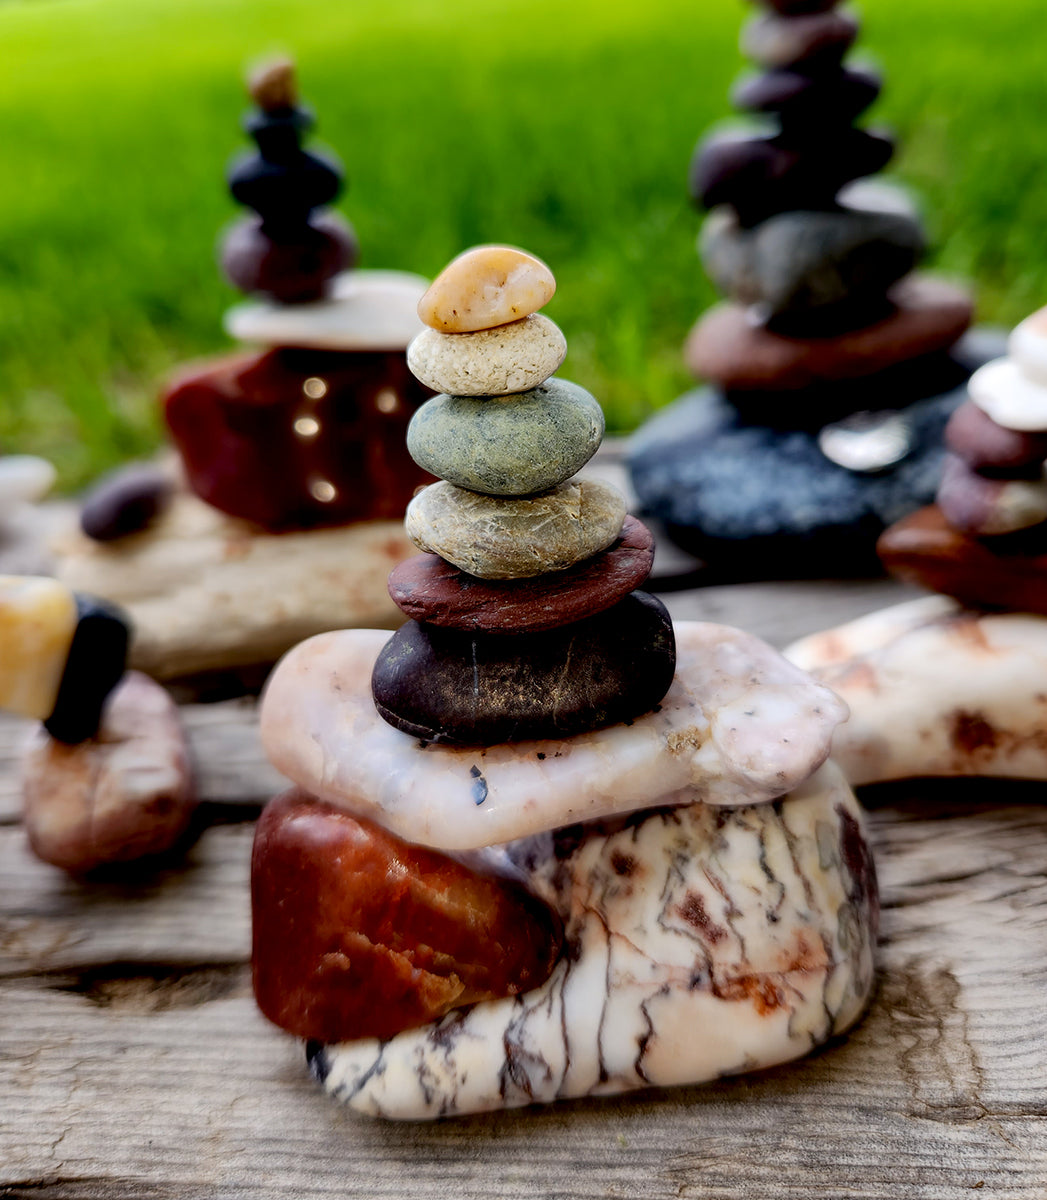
[945,400,1047,476]
[164,347,434,530]
[878,504,1047,616]
[685,275,972,392]
[251,790,564,1043]
[387,515,655,634]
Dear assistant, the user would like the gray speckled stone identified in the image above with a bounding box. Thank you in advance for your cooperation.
[406,315,566,396]
[700,190,924,319]
[404,478,626,579]
[406,379,604,496]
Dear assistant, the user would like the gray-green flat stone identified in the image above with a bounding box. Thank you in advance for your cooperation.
[404,479,627,579]
[406,379,605,496]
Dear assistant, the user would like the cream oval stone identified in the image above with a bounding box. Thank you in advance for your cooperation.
[406,314,566,396]
[404,479,626,579]
[1009,306,1047,387]
[968,358,1047,432]
[417,246,555,333]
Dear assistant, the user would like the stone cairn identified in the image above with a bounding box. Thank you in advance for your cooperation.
[628,0,992,577]
[879,305,1047,612]
[250,246,878,1119]
[0,578,194,873]
[59,60,434,680]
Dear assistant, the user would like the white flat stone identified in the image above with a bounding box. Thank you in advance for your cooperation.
[1008,306,1047,387]
[313,760,876,1118]
[223,269,430,352]
[259,620,848,851]
[968,358,1047,432]
[0,456,56,515]
[786,595,1047,786]
[51,492,416,679]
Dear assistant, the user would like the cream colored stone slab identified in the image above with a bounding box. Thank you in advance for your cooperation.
[405,478,625,579]
[260,620,848,850]
[786,596,1047,786]
[223,269,429,351]
[406,314,566,396]
[315,760,875,1119]
[968,358,1047,432]
[0,576,77,719]
[417,246,555,333]
[51,494,414,679]
[1009,306,1047,386]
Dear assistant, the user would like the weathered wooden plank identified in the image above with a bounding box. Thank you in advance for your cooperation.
[2,791,1046,1198]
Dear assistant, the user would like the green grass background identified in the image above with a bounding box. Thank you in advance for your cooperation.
[1,0,1045,487]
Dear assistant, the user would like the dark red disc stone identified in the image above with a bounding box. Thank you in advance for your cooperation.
[387,514,655,634]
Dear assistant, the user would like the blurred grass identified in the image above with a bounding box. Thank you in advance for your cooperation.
[0,0,1045,486]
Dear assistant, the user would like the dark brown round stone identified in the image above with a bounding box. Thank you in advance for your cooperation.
[685,275,973,392]
[387,515,655,634]
[945,400,1047,476]
[220,210,358,302]
[879,504,1047,616]
[742,10,859,71]
[758,0,840,14]
[80,463,173,542]
[731,66,881,127]
[371,591,676,747]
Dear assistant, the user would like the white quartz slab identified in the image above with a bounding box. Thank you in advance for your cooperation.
[787,595,1047,786]
[313,760,876,1118]
[224,269,430,352]
[260,620,848,850]
[968,358,1047,432]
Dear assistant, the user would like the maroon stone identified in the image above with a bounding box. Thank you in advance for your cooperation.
[388,515,655,634]
[220,211,358,303]
[164,347,434,530]
[936,454,1046,536]
[251,790,564,1043]
[945,400,1047,476]
[685,274,973,392]
[879,504,1047,617]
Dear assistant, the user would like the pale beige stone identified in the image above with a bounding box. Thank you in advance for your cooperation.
[417,246,555,333]
[0,576,77,719]
[406,314,566,396]
[51,492,416,679]
[22,671,195,873]
[404,478,626,579]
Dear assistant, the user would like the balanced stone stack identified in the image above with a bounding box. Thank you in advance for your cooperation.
[628,0,997,577]
[0,577,194,873]
[250,246,879,1120]
[53,60,434,680]
[879,305,1047,612]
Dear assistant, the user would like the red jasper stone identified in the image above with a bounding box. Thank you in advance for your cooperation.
[878,504,1047,616]
[164,347,434,530]
[251,790,564,1043]
[387,515,655,633]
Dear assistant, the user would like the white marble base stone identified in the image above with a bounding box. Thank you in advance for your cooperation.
[51,492,415,679]
[312,759,876,1119]
[786,595,1047,785]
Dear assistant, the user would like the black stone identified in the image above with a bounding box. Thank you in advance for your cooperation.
[731,67,881,128]
[44,594,130,744]
[227,146,342,227]
[627,329,1008,578]
[80,464,174,543]
[690,127,894,224]
[371,592,676,747]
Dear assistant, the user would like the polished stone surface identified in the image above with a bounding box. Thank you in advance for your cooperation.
[252,790,564,1043]
[371,591,676,746]
[968,358,1047,433]
[406,379,604,496]
[404,478,626,579]
[417,245,555,333]
[44,593,130,745]
[406,315,566,397]
[387,515,654,633]
[260,620,848,850]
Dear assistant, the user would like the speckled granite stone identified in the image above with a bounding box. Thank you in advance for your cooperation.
[407,315,566,397]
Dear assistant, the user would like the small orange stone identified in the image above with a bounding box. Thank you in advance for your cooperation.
[417,245,556,333]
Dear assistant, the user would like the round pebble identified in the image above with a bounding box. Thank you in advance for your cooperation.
[417,245,555,333]
[937,454,1047,537]
[405,479,627,579]
[406,314,566,396]
[945,401,1047,476]
[80,464,174,542]
[406,379,604,496]
[220,211,357,302]
[370,591,676,747]
[741,10,858,70]
[1008,307,1047,387]
[731,66,880,127]
[968,358,1047,432]
[387,515,655,634]
[0,456,56,510]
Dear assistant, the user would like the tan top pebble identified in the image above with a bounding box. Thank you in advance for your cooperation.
[417,246,556,333]
[248,56,298,111]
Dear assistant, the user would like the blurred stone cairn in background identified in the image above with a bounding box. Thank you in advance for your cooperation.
[250,246,877,1120]
[629,0,1004,579]
[52,59,434,683]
